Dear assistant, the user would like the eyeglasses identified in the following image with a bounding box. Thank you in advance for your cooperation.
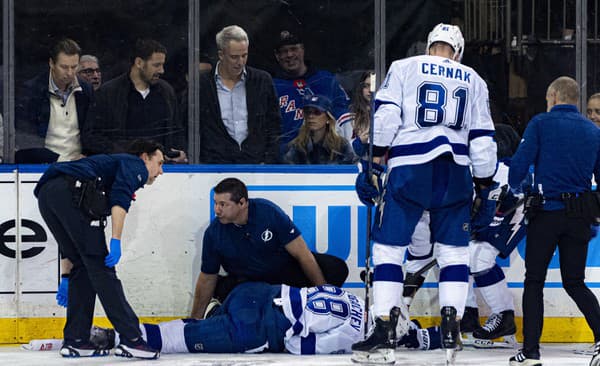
[78,68,101,75]
[303,107,324,116]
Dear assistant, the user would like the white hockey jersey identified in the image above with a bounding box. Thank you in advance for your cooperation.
[374,55,497,178]
[279,284,366,355]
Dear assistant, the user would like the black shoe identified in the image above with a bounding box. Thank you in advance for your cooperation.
[440,306,460,349]
[460,306,480,333]
[473,310,516,339]
[60,339,109,357]
[115,337,160,359]
[89,325,115,350]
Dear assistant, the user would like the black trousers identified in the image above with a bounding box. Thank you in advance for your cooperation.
[522,210,600,357]
[214,252,349,302]
[37,177,141,342]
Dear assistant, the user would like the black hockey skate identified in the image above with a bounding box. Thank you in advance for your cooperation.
[460,306,480,333]
[441,306,461,365]
[351,306,401,364]
[473,310,517,349]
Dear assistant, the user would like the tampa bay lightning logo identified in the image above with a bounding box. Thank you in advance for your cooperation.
[261,229,273,243]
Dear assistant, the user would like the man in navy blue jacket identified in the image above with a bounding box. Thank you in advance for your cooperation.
[15,38,93,163]
[35,139,165,360]
[508,76,600,366]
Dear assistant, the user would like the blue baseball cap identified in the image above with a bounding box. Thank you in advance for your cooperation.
[302,94,333,114]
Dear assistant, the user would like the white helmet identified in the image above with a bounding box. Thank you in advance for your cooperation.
[426,23,464,61]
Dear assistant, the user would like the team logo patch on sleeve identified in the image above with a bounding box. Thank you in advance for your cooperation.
[261,229,273,242]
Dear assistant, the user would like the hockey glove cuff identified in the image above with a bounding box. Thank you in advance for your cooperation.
[355,160,385,207]
[471,181,502,233]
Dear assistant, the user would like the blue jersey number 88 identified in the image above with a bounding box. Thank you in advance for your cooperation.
[416,82,468,130]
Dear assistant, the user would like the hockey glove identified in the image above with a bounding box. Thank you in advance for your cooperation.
[397,320,421,349]
[104,238,122,267]
[471,181,502,233]
[355,160,385,207]
[56,275,69,307]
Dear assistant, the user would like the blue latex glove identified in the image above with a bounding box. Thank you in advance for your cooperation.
[355,160,385,207]
[56,276,69,307]
[471,182,501,233]
[104,238,122,267]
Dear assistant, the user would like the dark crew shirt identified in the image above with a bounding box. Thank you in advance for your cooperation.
[201,198,302,279]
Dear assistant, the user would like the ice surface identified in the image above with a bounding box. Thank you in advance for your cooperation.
[0,343,593,365]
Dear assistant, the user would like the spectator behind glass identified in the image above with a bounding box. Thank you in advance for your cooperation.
[82,39,187,163]
[272,30,351,156]
[198,25,280,164]
[15,38,93,163]
[587,93,600,127]
[284,94,356,164]
[77,54,102,91]
[347,71,375,158]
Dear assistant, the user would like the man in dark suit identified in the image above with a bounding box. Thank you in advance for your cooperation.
[199,25,280,164]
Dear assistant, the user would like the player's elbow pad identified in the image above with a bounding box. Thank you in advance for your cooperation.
[470,136,497,178]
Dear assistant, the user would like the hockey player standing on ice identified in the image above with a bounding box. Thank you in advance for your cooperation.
[401,162,526,350]
[352,23,497,364]
[508,76,600,366]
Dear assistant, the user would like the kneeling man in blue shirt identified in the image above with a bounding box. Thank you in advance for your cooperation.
[191,177,348,319]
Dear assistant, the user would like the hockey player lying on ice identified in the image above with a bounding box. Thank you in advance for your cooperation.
[48,282,377,357]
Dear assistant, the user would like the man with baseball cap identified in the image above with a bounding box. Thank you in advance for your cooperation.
[272,30,351,159]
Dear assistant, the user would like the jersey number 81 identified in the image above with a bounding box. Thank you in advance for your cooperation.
[416,82,468,130]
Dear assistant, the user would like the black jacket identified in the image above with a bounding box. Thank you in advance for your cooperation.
[199,66,281,164]
[82,72,183,154]
[15,71,93,161]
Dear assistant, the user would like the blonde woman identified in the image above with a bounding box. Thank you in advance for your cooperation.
[284,94,356,164]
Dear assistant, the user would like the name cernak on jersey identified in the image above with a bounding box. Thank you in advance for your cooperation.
[421,61,471,83]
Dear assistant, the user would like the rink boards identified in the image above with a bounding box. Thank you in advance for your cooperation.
[0,164,599,343]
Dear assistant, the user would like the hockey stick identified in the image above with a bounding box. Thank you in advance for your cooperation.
[412,258,438,279]
[363,72,376,336]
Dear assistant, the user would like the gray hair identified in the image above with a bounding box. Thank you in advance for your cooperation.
[216,25,249,51]
[79,54,100,66]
